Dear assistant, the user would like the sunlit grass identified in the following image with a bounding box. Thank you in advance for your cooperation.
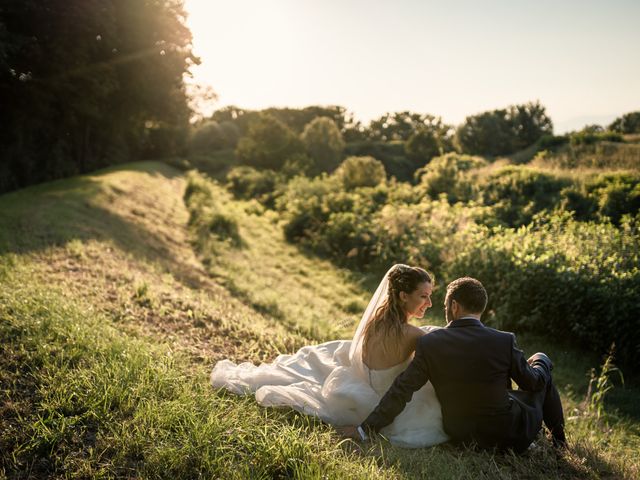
[184,172,378,341]
[0,260,389,479]
[1,161,638,479]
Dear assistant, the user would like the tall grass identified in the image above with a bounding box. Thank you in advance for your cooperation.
[1,162,639,479]
[183,171,379,341]
[0,260,388,479]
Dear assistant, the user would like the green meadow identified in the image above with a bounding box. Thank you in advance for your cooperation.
[1,162,638,479]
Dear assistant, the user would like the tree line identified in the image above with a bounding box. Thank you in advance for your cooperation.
[192,103,640,182]
[0,0,195,194]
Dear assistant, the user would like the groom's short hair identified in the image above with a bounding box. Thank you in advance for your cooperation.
[446,277,488,314]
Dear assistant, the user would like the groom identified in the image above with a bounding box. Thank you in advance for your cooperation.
[343,277,566,453]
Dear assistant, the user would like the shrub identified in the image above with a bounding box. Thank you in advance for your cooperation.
[445,212,640,366]
[415,153,487,203]
[277,175,342,242]
[226,166,280,206]
[570,130,624,146]
[208,213,242,245]
[344,141,414,182]
[538,134,569,150]
[334,156,386,190]
[561,173,640,224]
[185,172,243,247]
[477,166,570,226]
[456,102,553,156]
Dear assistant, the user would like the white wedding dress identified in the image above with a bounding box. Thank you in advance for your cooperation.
[210,265,448,448]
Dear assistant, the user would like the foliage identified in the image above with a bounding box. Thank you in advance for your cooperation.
[185,172,242,246]
[300,116,345,174]
[235,113,304,170]
[0,0,196,194]
[415,153,487,203]
[367,112,453,145]
[569,128,624,146]
[532,141,640,171]
[560,172,640,224]
[586,344,624,421]
[444,212,640,366]
[335,156,386,190]
[405,129,441,166]
[212,104,358,137]
[456,101,553,156]
[538,134,570,150]
[609,111,640,134]
[344,141,415,182]
[477,166,571,227]
[226,166,281,207]
[189,120,239,153]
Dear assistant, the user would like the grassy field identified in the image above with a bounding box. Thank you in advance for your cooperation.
[1,162,639,479]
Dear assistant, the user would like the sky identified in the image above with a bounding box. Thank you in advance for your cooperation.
[183,0,640,133]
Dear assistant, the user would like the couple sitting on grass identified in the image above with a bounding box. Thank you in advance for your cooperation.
[211,264,566,453]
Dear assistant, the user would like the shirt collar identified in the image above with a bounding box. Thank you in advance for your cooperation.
[446,317,484,328]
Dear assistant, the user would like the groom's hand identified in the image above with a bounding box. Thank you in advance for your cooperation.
[335,425,367,441]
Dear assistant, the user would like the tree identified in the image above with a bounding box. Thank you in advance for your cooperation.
[405,129,441,166]
[366,111,453,143]
[609,111,640,134]
[456,109,514,156]
[300,117,345,174]
[0,0,196,193]
[507,101,554,150]
[456,101,553,156]
[235,113,304,170]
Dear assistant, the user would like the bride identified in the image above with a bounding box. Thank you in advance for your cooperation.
[210,264,448,447]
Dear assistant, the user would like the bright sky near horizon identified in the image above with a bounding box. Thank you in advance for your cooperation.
[183,0,640,133]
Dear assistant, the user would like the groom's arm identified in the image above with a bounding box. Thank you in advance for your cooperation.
[360,336,431,433]
[509,334,552,392]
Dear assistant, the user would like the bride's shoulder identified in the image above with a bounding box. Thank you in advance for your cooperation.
[403,323,431,342]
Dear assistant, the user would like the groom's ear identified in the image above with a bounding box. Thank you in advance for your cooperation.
[450,299,459,316]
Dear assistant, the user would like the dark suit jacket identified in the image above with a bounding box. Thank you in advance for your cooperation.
[361,317,552,452]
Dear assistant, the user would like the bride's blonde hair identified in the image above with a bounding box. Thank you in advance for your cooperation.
[362,265,432,354]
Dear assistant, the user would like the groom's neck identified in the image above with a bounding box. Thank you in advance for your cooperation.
[451,314,481,322]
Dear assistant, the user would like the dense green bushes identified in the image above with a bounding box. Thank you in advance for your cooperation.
[235,114,305,170]
[415,153,487,203]
[344,141,415,181]
[444,213,640,366]
[206,144,640,364]
[184,173,242,247]
[561,173,640,224]
[477,166,571,227]
[335,156,386,190]
[270,157,640,364]
[226,166,280,207]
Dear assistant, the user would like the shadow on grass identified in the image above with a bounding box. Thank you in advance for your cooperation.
[337,431,630,480]
[0,161,210,290]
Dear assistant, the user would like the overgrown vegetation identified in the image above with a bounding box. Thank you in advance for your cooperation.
[1,162,639,479]
[205,150,640,366]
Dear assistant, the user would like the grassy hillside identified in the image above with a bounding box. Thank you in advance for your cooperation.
[1,162,639,479]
